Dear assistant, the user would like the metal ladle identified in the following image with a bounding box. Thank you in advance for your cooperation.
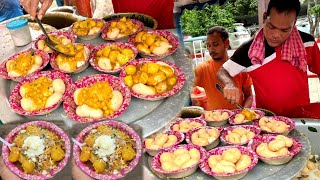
[34,16,72,56]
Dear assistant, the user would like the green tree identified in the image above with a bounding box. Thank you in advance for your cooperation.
[181,4,235,37]
[307,0,320,37]
[229,0,258,17]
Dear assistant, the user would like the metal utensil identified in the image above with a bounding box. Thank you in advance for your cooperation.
[0,137,15,149]
[215,83,244,109]
[34,16,71,56]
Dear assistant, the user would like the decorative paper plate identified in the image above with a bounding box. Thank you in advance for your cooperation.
[32,30,77,52]
[185,126,222,150]
[101,18,144,41]
[143,130,185,156]
[70,18,106,41]
[50,43,94,74]
[119,58,186,101]
[73,120,142,179]
[128,30,179,59]
[0,49,50,82]
[151,144,207,179]
[200,145,259,179]
[229,109,265,125]
[63,74,131,123]
[89,42,138,74]
[252,116,295,135]
[220,125,261,145]
[9,70,72,116]
[2,121,71,180]
[248,134,302,165]
[169,117,207,133]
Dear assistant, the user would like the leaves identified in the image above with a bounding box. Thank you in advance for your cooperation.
[308,126,318,132]
[181,4,235,37]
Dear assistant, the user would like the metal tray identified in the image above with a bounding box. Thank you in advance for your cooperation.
[0,27,194,137]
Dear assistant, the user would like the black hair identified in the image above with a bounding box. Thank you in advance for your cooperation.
[266,0,301,17]
[207,26,229,41]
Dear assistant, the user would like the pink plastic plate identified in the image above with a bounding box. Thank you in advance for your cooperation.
[0,49,50,82]
[89,42,138,74]
[119,58,186,100]
[2,121,71,180]
[63,74,131,123]
[74,120,142,179]
[9,70,72,116]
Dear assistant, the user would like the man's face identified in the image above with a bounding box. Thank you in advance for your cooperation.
[207,32,228,61]
[263,8,297,47]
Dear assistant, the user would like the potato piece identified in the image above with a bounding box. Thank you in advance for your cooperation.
[21,98,37,111]
[45,92,63,108]
[109,90,123,111]
[76,104,104,119]
[98,57,112,70]
[27,64,40,74]
[33,55,43,65]
[132,83,156,95]
[51,145,65,162]
[8,70,22,77]
[52,79,65,94]
[74,88,82,105]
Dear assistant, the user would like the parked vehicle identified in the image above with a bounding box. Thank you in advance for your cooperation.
[229,23,251,49]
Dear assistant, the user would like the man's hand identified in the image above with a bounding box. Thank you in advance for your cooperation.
[223,83,241,105]
[20,0,53,20]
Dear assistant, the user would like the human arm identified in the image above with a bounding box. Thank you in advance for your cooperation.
[217,67,242,105]
[20,0,53,20]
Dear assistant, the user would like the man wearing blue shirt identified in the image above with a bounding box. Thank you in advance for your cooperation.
[0,0,23,22]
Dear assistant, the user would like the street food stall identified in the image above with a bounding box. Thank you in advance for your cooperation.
[0,1,319,180]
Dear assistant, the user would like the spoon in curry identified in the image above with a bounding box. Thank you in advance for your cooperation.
[34,16,72,56]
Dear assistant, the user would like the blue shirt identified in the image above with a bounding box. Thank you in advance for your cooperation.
[0,0,23,22]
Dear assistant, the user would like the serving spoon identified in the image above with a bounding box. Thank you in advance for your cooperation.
[34,16,72,56]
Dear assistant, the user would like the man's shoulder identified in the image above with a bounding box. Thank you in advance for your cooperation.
[298,30,315,43]
[236,38,254,52]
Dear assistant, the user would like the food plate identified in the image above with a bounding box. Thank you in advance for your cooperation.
[144,130,185,156]
[229,109,265,125]
[2,121,71,180]
[199,145,259,180]
[32,30,77,52]
[252,116,295,135]
[70,18,106,41]
[9,70,72,116]
[89,42,138,74]
[248,134,302,165]
[73,120,142,179]
[220,125,261,146]
[50,43,94,74]
[119,58,186,101]
[185,126,222,150]
[128,30,179,59]
[151,144,207,179]
[0,49,50,82]
[63,74,131,123]
[204,109,233,127]
[101,18,144,41]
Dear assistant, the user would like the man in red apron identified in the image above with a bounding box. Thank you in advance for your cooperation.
[217,0,320,118]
